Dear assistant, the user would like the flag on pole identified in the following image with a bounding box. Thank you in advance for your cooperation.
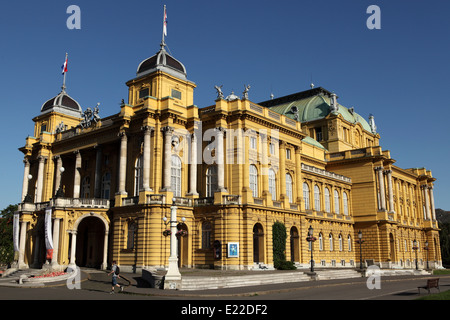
[61,54,68,74]
[163,5,167,37]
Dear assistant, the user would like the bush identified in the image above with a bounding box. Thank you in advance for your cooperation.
[272,221,296,270]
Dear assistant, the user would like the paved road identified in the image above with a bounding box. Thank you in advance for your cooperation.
[0,270,448,317]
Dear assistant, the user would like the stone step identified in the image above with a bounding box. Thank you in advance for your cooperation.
[180,272,311,290]
[315,269,362,280]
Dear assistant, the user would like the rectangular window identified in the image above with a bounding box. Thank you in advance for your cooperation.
[316,127,322,141]
[286,148,291,159]
[139,88,149,99]
[250,136,257,149]
[171,89,182,100]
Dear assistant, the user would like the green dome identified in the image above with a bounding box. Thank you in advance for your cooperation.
[262,88,372,133]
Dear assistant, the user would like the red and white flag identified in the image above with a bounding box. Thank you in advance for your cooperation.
[61,54,68,74]
[163,5,167,36]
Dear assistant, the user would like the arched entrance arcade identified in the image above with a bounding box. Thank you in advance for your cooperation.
[68,213,109,270]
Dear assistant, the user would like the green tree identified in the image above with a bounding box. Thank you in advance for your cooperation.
[272,221,296,270]
[0,204,17,266]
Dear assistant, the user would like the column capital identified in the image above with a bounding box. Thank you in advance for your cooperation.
[161,126,174,135]
[374,166,384,172]
[383,169,392,175]
[118,131,128,139]
[141,125,154,133]
[215,126,225,134]
[23,158,30,166]
[38,155,47,162]
[53,155,61,161]
[421,184,428,190]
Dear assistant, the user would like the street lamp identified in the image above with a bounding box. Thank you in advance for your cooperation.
[306,225,316,274]
[412,239,419,270]
[55,167,65,198]
[424,240,429,270]
[356,230,364,270]
[23,174,33,203]
[161,199,186,289]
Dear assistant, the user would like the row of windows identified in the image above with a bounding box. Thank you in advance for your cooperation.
[309,233,353,252]
[303,183,349,215]
[80,173,111,199]
[134,155,351,214]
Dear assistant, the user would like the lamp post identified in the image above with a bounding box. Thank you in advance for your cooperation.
[306,225,316,274]
[356,230,364,270]
[412,239,419,270]
[162,199,186,289]
[23,174,33,203]
[424,240,429,270]
[55,167,65,198]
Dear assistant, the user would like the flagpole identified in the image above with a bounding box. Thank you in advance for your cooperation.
[62,52,68,92]
[161,5,166,49]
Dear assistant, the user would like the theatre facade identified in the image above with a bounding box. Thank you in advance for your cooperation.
[14,42,442,272]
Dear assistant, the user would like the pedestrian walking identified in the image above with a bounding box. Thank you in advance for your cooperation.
[108,261,124,294]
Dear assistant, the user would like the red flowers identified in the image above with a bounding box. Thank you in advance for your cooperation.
[35,271,67,278]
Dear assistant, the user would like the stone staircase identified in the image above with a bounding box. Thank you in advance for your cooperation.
[180,271,311,291]
[315,269,362,280]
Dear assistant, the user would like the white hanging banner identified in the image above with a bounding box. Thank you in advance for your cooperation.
[44,207,53,250]
[13,213,20,252]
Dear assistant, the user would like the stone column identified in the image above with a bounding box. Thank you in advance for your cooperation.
[164,204,182,289]
[142,126,153,192]
[101,231,108,270]
[94,147,102,198]
[51,218,61,268]
[117,132,128,195]
[385,169,395,213]
[243,131,250,192]
[279,141,286,199]
[73,151,81,198]
[216,127,226,192]
[295,146,302,203]
[68,231,77,270]
[35,156,46,203]
[188,133,198,195]
[161,126,174,191]
[375,167,386,211]
[260,132,269,195]
[18,221,28,269]
[422,185,431,220]
[429,186,436,220]
[21,159,30,202]
[54,156,63,196]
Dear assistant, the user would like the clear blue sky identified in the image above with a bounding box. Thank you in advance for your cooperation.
[1,0,449,211]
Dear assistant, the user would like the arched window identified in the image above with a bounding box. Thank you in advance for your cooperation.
[324,187,331,213]
[343,191,349,215]
[81,176,90,198]
[334,190,340,214]
[329,233,333,251]
[268,168,276,201]
[206,165,218,197]
[249,165,258,198]
[339,234,343,251]
[101,172,111,199]
[314,185,321,211]
[348,235,352,251]
[127,221,137,249]
[201,221,212,249]
[171,155,182,197]
[319,233,323,251]
[286,173,293,203]
[134,155,143,196]
[303,183,310,210]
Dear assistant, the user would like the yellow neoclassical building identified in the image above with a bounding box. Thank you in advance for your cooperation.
[14,40,442,273]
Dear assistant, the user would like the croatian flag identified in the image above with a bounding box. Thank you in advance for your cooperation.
[163,5,167,36]
[61,55,68,74]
